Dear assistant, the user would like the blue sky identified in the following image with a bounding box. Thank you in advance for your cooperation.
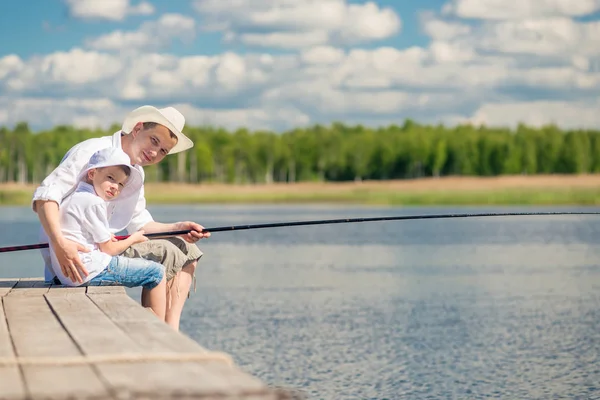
[0,0,599,132]
[0,1,441,57]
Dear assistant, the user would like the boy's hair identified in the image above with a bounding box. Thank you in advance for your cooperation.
[114,165,131,177]
[85,165,131,184]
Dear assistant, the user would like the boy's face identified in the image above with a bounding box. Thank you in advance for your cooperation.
[88,166,129,201]
[127,123,178,166]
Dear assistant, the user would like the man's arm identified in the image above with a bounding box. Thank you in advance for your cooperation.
[36,200,89,283]
[125,185,210,243]
[141,221,211,243]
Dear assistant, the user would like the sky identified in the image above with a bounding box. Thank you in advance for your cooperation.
[0,0,599,132]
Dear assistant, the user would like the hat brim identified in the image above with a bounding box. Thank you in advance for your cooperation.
[121,105,193,155]
[77,162,143,202]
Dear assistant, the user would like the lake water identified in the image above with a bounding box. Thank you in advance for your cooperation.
[1,204,600,399]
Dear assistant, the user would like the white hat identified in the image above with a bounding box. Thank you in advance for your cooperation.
[77,147,143,202]
[121,105,194,154]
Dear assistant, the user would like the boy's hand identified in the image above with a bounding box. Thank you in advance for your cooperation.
[129,230,148,244]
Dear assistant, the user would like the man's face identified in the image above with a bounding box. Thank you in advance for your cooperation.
[128,123,178,166]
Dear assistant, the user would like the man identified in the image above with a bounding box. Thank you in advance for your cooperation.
[32,105,210,331]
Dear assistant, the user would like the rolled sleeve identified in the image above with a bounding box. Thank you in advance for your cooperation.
[31,144,99,211]
[32,184,67,207]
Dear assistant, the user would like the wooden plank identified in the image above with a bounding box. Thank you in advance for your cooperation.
[3,295,111,399]
[7,278,51,297]
[0,277,280,399]
[87,293,261,396]
[45,291,214,397]
[48,285,86,295]
[13,277,43,285]
[0,279,18,297]
[86,285,125,295]
[88,293,273,397]
[116,318,269,394]
[88,292,163,322]
[0,297,26,398]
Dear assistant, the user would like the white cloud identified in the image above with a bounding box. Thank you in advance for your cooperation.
[301,46,345,65]
[3,1,600,132]
[86,14,196,51]
[193,0,401,49]
[429,41,476,63]
[3,42,600,130]
[442,0,600,20]
[468,99,600,128]
[0,96,122,129]
[471,18,600,58]
[64,0,155,21]
[421,14,471,40]
[233,31,331,50]
[510,67,600,90]
[0,49,122,93]
[173,103,311,131]
[0,55,24,81]
[0,95,311,133]
[423,15,600,60]
[261,80,460,118]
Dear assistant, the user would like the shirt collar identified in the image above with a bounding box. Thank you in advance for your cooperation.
[113,130,142,170]
[75,181,97,195]
[112,130,123,149]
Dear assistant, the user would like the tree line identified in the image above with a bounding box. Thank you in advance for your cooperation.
[1,120,599,185]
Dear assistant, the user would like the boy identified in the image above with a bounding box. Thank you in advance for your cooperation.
[49,147,167,320]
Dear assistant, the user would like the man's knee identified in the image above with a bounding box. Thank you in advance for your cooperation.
[164,237,203,261]
[182,260,197,275]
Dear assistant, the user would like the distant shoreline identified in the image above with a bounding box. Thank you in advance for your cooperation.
[2,174,600,206]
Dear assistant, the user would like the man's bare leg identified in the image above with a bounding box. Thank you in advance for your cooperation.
[165,261,197,331]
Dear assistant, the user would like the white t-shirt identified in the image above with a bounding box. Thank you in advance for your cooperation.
[49,182,113,286]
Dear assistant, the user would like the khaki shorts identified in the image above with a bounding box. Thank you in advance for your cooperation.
[120,237,203,281]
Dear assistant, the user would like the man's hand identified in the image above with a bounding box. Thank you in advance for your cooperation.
[174,221,211,243]
[53,237,90,284]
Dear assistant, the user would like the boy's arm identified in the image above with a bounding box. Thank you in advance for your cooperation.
[97,231,147,256]
[84,202,145,257]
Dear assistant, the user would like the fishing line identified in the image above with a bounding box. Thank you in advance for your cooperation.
[1,211,598,254]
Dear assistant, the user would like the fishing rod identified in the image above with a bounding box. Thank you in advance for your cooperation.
[1,211,599,254]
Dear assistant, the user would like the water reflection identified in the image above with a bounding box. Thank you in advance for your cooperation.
[1,204,599,398]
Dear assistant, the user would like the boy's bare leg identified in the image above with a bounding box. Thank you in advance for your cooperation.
[165,261,197,331]
[141,275,167,321]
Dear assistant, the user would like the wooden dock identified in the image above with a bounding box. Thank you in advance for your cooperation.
[0,278,293,400]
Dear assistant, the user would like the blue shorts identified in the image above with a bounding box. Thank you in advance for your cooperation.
[88,256,165,289]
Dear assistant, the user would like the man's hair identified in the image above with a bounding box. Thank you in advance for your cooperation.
[142,122,178,142]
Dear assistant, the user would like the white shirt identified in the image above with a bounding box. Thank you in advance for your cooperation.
[32,131,154,282]
[49,182,114,286]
